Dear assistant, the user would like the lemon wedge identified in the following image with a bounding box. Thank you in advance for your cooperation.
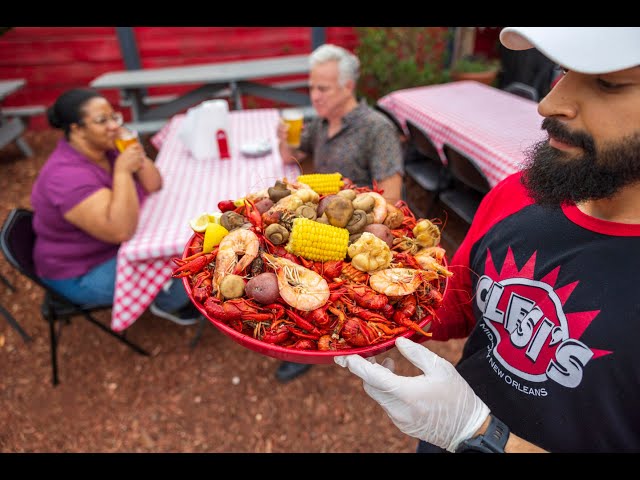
[202,223,229,253]
[208,212,223,224]
[189,213,211,233]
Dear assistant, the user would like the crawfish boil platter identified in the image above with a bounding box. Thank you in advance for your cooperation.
[173,173,452,363]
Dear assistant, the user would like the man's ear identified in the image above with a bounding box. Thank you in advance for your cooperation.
[345,78,356,94]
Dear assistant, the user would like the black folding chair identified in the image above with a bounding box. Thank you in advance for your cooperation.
[1,272,15,292]
[374,103,405,136]
[439,144,491,226]
[503,81,539,102]
[403,120,451,219]
[0,208,149,386]
[1,270,32,342]
[1,301,32,343]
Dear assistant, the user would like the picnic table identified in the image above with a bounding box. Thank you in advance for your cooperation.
[378,80,546,188]
[90,55,312,134]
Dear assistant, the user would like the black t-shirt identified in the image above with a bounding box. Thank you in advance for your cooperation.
[433,172,640,452]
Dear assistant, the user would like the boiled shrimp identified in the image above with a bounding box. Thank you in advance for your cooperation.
[369,267,432,296]
[262,252,330,311]
[213,228,260,291]
[414,248,453,277]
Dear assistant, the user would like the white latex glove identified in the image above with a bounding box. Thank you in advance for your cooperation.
[335,337,490,453]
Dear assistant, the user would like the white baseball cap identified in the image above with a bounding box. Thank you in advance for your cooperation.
[500,27,640,74]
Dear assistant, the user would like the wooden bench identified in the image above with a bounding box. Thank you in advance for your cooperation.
[124,119,168,135]
[1,105,46,119]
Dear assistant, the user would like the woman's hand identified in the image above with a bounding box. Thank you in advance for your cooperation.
[114,142,145,175]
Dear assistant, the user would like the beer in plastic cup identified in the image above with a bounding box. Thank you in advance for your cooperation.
[115,127,139,152]
[281,108,304,148]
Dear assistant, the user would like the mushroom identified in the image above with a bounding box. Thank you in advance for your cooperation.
[345,209,368,234]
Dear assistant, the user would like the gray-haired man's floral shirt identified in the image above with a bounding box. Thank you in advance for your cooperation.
[299,101,403,188]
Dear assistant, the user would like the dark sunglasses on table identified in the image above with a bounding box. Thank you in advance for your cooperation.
[84,111,124,127]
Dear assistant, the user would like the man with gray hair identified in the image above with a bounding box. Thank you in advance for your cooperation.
[335,27,640,452]
[275,43,404,383]
[278,43,403,203]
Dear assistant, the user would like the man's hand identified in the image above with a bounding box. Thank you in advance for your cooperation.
[335,337,490,452]
[276,119,289,145]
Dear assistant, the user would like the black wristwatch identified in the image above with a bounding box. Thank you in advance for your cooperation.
[455,415,510,453]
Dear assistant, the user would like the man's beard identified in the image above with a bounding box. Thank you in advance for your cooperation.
[520,117,640,207]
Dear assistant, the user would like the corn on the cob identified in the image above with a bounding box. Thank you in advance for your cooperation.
[285,218,349,262]
[297,173,344,195]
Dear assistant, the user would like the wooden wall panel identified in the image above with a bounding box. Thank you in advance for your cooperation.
[0,27,358,130]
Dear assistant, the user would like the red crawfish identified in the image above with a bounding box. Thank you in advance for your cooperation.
[342,298,392,324]
[392,294,432,337]
[304,304,334,330]
[190,271,213,303]
[344,284,389,310]
[260,323,291,345]
[263,242,300,264]
[285,308,325,338]
[172,250,217,278]
[392,251,424,270]
[290,339,317,350]
[341,317,379,347]
[317,335,351,351]
[203,297,273,332]
[242,198,263,233]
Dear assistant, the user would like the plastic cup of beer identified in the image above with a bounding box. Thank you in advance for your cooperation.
[281,108,304,148]
[115,127,139,152]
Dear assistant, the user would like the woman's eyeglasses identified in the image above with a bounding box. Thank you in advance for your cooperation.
[86,111,124,127]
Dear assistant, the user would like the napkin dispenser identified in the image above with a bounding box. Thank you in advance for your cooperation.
[178,99,231,160]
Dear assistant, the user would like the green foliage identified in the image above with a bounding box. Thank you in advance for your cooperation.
[355,27,452,104]
[452,54,500,73]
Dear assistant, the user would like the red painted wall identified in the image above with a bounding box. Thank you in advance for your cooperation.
[0,27,358,130]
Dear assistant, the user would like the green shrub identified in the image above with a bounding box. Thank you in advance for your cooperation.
[355,27,452,104]
[452,54,500,73]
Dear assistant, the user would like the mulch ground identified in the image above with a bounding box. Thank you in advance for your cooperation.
[0,129,465,453]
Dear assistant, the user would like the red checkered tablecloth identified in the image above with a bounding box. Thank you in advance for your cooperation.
[111,108,300,331]
[378,81,546,187]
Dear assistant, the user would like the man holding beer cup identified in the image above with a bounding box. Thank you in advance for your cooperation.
[277,43,404,204]
[275,44,404,383]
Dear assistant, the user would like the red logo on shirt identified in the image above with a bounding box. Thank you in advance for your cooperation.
[476,247,611,388]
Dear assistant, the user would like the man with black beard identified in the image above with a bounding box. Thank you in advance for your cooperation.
[335,27,640,453]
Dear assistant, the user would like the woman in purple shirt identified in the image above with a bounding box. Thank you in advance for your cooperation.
[31,89,200,325]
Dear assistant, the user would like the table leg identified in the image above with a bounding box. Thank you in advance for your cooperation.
[0,303,32,343]
[230,81,243,110]
[15,135,33,157]
[124,88,147,122]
